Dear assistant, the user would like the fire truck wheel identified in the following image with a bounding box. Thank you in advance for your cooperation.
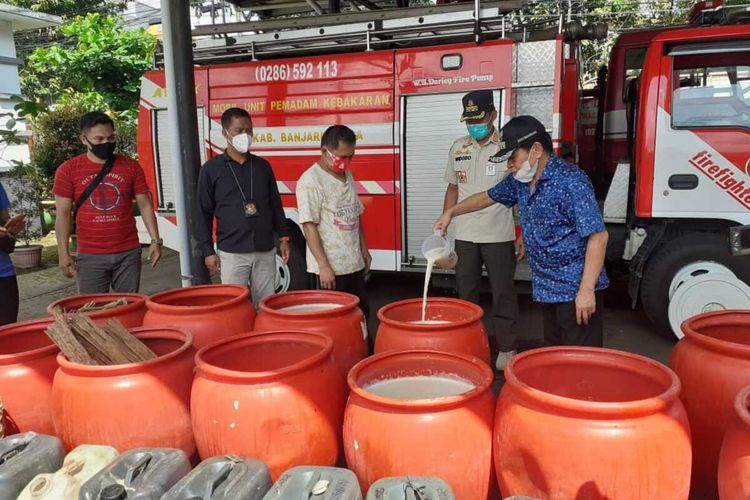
[274,244,307,294]
[641,232,750,339]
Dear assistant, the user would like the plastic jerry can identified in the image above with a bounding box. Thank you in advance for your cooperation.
[17,444,118,500]
[365,477,455,499]
[162,454,272,500]
[79,447,191,500]
[0,432,63,499]
[263,466,362,499]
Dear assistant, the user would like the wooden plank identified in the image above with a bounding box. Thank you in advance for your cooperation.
[46,308,98,365]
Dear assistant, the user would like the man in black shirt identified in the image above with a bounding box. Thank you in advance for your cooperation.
[196,107,289,305]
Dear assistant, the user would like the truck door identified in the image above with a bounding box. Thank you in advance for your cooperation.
[649,40,750,224]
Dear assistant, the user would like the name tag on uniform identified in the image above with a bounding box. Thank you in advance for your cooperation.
[486,163,496,176]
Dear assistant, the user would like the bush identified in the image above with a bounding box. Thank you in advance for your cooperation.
[31,100,88,179]
[5,163,50,247]
[31,92,138,179]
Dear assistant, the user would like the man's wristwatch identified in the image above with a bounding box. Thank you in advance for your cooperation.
[151,238,164,246]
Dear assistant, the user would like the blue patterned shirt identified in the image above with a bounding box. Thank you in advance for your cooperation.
[487,155,608,303]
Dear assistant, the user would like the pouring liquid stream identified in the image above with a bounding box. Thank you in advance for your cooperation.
[421,248,444,323]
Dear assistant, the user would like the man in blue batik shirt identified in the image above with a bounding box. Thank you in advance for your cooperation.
[434,115,609,348]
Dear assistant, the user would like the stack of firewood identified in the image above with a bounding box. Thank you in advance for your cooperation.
[45,308,156,365]
[74,298,129,313]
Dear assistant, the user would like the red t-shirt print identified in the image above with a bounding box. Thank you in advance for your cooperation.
[53,154,151,255]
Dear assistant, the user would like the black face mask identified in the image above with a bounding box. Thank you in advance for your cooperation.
[87,140,117,161]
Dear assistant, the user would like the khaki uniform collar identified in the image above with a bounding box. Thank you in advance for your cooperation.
[467,128,500,149]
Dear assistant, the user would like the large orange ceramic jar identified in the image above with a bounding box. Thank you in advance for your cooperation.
[496,347,692,499]
[344,350,495,500]
[0,318,58,435]
[51,327,196,455]
[375,298,490,364]
[670,310,750,499]
[191,331,346,479]
[256,291,367,376]
[143,284,255,349]
[719,385,750,500]
[47,293,147,328]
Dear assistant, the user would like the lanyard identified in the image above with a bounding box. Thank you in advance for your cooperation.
[222,153,253,202]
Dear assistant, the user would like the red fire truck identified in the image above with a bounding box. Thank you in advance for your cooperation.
[137,1,750,338]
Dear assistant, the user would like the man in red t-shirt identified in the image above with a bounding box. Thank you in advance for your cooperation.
[53,112,162,293]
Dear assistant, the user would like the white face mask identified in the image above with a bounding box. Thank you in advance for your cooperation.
[513,153,539,183]
[230,132,252,153]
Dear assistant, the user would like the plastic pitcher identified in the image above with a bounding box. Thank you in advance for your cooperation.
[18,444,118,500]
[421,231,457,269]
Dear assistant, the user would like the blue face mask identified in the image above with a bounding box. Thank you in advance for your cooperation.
[467,123,491,141]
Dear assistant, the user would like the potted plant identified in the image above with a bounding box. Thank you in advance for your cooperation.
[6,163,47,269]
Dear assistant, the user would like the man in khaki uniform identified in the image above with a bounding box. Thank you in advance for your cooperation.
[442,89,519,371]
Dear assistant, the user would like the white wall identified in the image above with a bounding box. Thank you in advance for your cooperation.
[0,20,20,97]
[0,19,28,173]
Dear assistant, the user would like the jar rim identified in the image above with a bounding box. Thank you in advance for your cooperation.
[503,347,682,418]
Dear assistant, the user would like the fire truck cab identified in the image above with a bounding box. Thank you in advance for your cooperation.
[602,21,750,338]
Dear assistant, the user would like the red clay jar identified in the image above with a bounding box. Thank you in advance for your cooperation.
[671,310,750,499]
[344,350,495,500]
[375,298,490,364]
[191,330,346,479]
[255,290,367,377]
[51,327,196,455]
[47,293,147,328]
[0,318,58,435]
[143,284,256,349]
[496,346,692,499]
[718,385,750,500]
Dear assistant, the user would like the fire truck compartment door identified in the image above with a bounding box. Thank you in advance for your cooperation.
[403,90,502,265]
[153,107,208,210]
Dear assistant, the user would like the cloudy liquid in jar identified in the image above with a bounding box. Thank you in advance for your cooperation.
[365,375,476,400]
[278,303,342,313]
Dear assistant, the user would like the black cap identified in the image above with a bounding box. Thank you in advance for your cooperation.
[460,90,495,122]
[491,115,549,163]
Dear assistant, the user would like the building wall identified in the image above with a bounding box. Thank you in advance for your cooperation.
[0,19,30,173]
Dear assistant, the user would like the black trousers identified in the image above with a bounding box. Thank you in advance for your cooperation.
[455,240,519,352]
[0,275,19,326]
[542,291,605,347]
[312,270,370,319]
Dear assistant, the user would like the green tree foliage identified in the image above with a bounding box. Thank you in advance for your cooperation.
[29,92,136,178]
[519,0,696,82]
[21,13,157,111]
[17,13,154,176]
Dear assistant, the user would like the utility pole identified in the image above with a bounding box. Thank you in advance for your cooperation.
[160,0,210,287]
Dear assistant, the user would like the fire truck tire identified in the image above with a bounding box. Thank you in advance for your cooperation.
[275,244,307,294]
[640,232,750,338]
